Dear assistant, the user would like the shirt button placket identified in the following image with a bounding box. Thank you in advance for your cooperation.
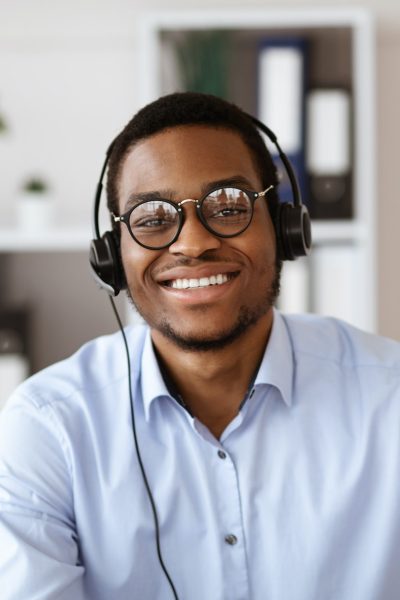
[215,446,250,599]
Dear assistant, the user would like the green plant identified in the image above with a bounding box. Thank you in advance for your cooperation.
[22,177,48,194]
[0,113,7,133]
[172,30,232,100]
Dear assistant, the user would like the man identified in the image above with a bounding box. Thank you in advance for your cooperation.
[1,92,400,600]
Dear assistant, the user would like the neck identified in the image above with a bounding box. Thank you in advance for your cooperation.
[151,311,273,438]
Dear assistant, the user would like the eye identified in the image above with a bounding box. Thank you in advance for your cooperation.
[210,206,249,219]
[130,201,179,230]
[134,217,175,229]
[203,188,251,222]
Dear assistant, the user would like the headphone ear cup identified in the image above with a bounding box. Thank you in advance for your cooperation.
[276,203,312,261]
[89,231,126,296]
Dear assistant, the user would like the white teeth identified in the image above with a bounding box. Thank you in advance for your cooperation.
[170,273,229,289]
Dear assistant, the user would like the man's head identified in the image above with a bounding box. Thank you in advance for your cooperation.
[106,92,280,228]
[106,92,282,351]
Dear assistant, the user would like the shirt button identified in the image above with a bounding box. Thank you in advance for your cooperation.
[224,534,238,546]
[218,450,227,459]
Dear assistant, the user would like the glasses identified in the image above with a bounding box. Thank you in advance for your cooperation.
[112,185,274,250]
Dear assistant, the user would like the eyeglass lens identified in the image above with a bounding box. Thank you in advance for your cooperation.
[129,187,253,249]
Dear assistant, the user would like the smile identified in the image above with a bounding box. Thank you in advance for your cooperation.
[166,273,236,289]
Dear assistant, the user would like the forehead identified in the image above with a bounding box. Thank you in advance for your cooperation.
[118,125,261,202]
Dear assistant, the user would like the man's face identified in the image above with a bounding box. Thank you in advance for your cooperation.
[118,125,280,351]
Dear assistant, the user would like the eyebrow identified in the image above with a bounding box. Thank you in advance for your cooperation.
[122,175,256,213]
[123,190,166,212]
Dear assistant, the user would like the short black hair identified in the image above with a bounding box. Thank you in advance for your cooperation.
[106,92,280,222]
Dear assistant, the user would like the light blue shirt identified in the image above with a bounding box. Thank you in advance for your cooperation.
[1,310,400,599]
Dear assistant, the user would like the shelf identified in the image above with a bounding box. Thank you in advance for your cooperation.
[140,7,370,31]
[0,228,92,252]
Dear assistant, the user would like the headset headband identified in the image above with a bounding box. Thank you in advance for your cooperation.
[89,115,312,296]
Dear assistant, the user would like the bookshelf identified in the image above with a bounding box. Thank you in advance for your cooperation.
[136,7,376,332]
[0,7,376,399]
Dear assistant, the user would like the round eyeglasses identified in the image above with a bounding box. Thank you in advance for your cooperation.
[112,185,274,250]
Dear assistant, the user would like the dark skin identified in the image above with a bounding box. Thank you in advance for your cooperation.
[118,125,277,438]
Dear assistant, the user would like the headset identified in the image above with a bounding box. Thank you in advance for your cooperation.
[88,114,312,600]
[89,114,312,297]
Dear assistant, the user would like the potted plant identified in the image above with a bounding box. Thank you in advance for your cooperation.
[17,176,53,231]
[0,113,7,134]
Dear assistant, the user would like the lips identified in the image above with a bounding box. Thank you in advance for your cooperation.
[154,263,241,290]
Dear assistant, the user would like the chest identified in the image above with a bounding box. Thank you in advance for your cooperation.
[72,388,400,600]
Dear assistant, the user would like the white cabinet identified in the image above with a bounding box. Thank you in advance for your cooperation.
[136,7,376,332]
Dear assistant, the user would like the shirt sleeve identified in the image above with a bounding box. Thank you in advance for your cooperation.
[0,392,85,599]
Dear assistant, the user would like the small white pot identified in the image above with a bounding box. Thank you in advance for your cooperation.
[17,193,54,232]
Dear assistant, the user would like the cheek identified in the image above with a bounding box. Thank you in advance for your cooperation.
[120,231,146,283]
[243,212,277,267]
[120,230,161,287]
[265,222,278,262]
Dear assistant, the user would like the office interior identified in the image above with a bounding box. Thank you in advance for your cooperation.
[0,0,400,408]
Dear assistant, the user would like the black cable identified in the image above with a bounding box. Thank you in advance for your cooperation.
[109,296,179,600]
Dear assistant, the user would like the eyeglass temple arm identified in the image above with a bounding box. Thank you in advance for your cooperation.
[257,184,274,198]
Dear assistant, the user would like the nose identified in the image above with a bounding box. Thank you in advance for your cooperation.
[168,201,221,257]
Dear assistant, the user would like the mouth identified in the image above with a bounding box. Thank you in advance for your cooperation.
[161,271,239,289]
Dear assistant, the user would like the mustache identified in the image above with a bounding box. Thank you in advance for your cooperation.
[153,253,242,275]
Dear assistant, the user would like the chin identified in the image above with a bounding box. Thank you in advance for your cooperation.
[155,305,270,352]
[126,261,282,352]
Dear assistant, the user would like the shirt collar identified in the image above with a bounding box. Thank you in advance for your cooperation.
[140,308,294,421]
[253,308,294,407]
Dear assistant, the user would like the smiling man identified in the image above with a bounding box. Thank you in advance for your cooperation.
[1,93,400,600]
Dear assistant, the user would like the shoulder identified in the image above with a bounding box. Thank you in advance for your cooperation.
[6,323,149,411]
[0,324,151,495]
[280,312,400,371]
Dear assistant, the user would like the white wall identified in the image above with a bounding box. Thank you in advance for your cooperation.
[1,0,400,351]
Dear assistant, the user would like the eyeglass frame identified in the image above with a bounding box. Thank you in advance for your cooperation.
[111,184,275,250]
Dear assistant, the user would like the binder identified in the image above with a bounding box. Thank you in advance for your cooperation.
[306,89,352,219]
[257,38,308,206]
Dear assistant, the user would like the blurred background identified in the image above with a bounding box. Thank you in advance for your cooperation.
[1,0,400,407]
